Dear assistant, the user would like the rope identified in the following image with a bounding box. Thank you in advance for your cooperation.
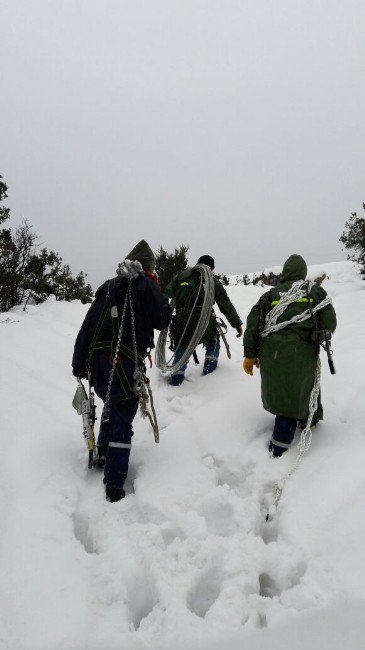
[262,280,332,520]
[155,264,215,376]
[262,280,332,337]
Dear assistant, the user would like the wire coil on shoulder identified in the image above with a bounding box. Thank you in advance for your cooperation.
[155,264,215,377]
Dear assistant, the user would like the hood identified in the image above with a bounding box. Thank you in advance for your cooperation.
[281,254,307,282]
[125,239,155,271]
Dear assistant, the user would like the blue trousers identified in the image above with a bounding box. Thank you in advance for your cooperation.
[269,409,322,457]
[170,338,221,386]
[269,416,297,457]
[92,353,139,489]
[97,404,137,489]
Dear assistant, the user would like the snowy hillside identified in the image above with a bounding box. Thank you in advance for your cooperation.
[0,261,364,650]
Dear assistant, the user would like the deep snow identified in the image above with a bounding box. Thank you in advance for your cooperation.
[0,261,364,650]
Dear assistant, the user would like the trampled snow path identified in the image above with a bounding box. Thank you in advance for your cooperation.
[0,261,364,650]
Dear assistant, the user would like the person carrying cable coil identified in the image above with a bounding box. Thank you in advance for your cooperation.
[72,240,171,502]
[166,255,243,385]
[243,254,337,457]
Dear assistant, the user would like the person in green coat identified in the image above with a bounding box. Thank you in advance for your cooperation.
[166,255,243,385]
[243,254,337,456]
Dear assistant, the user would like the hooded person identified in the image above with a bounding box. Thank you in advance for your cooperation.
[72,241,171,502]
[125,239,158,284]
[166,255,243,384]
[243,254,337,456]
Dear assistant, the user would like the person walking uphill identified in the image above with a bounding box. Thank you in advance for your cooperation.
[243,254,337,457]
[166,255,243,385]
[72,240,171,502]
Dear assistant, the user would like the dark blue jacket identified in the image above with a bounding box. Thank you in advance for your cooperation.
[72,274,171,382]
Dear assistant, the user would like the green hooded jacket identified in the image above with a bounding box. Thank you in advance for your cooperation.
[166,267,242,346]
[243,255,337,420]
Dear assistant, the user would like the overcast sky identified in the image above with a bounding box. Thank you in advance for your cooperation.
[1,0,365,287]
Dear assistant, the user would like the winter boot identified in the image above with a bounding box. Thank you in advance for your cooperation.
[170,372,185,386]
[269,441,287,457]
[105,485,126,503]
[202,358,218,375]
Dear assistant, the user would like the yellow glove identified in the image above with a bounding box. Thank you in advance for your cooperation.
[243,357,259,376]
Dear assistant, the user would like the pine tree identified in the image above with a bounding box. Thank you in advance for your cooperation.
[340,206,365,276]
[0,176,10,225]
[155,244,189,291]
[0,174,93,311]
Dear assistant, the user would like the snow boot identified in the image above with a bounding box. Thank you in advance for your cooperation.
[105,485,126,503]
[170,373,184,386]
[202,358,218,375]
[269,441,287,457]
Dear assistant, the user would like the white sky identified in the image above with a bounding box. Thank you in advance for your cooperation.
[1,0,365,287]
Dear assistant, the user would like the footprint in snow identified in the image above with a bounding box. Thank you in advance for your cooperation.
[259,572,279,598]
[201,454,251,495]
[258,560,307,599]
[71,507,98,554]
[187,564,223,618]
[160,523,186,547]
[196,496,236,537]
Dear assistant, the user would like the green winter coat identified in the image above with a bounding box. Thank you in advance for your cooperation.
[243,255,337,420]
[166,267,242,346]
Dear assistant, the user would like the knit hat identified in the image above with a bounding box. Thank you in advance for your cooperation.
[125,239,155,271]
[197,255,215,270]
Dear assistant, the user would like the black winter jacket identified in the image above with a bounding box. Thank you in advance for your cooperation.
[72,275,171,378]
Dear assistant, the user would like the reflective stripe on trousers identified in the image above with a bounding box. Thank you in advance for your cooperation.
[271,415,297,455]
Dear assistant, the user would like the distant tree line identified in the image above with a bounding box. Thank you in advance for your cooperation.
[3,173,362,315]
[234,270,280,287]
[156,206,365,290]
[154,245,282,288]
[0,175,93,313]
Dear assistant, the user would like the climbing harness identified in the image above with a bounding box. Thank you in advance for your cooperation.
[102,259,160,443]
[155,264,215,376]
[72,373,96,468]
[263,280,333,521]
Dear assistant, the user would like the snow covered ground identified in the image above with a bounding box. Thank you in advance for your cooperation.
[0,260,364,650]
